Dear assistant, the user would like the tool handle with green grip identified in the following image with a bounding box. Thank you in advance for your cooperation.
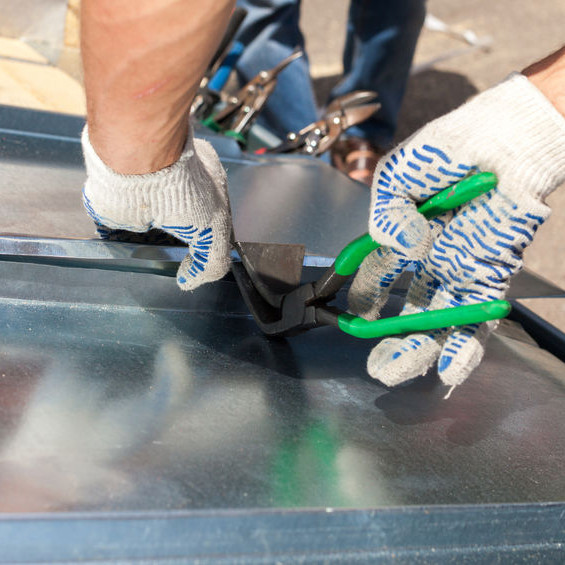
[337,300,511,339]
[334,171,498,276]
[202,117,247,146]
[201,116,222,132]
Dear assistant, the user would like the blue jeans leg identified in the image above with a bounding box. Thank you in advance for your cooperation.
[330,0,426,147]
[235,0,319,138]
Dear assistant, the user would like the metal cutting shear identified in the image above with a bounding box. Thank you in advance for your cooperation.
[202,50,304,143]
[265,91,380,156]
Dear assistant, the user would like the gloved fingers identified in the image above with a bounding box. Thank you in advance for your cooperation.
[434,306,499,396]
[367,275,500,388]
[348,247,410,320]
[168,221,231,290]
[367,321,496,390]
[423,187,550,304]
[365,317,497,389]
[169,136,232,291]
[399,245,465,318]
[350,211,454,321]
[369,196,432,262]
[366,332,444,387]
[369,139,475,260]
[437,321,497,388]
[398,265,502,389]
[428,211,454,238]
[399,264,440,316]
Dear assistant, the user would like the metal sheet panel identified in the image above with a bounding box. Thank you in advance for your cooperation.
[0,261,563,513]
[1,105,564,561]
[0,106,369,259]
[0,505,564,563]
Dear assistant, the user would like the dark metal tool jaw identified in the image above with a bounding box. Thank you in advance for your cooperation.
[231,261,335,337]
[231,240,340,337]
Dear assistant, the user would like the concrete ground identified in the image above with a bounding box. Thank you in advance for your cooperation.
[0,36,84,113]
[0,0,564,329]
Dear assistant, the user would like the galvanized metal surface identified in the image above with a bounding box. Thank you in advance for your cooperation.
[1,105,565,561]
[1,504,564,563]
[0,105,369,259]
[0,260,564,514]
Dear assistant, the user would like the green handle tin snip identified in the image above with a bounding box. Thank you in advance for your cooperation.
[327,172,510,338]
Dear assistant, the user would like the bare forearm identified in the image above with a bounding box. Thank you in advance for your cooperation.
[524,45,565,119]
[81,0,234,173]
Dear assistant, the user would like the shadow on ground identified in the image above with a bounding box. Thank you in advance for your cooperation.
[395,69,478,140]
[313,69,478,142]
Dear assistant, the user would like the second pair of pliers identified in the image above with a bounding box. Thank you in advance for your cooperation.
[266,91,381,156]
[202,50,304,144]
[232,172,511,338]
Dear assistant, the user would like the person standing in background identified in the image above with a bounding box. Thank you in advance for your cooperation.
[234,0,426,184]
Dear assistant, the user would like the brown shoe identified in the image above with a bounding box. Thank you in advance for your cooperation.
[331,137,384,186]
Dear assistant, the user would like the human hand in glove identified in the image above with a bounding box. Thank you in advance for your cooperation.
[349,71,565,391]
[79,0,236,291]
[81,125,232,291]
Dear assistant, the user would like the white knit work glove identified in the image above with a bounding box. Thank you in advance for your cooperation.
[349,73,565,390]
[81,125,232,290]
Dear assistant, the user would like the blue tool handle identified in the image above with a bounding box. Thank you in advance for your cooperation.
[208,41,244,92]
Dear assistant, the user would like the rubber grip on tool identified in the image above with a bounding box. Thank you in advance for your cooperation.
[337,300,511,339]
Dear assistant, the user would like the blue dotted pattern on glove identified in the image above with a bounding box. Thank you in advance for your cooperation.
[162,225,213,283]
[83,190,213,284]
[373,144,476,252]
[423,190,546,305]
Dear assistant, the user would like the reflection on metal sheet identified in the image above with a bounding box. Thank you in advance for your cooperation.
[0,261,564,513]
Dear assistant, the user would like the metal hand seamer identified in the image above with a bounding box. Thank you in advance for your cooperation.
[232,172,512,338]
